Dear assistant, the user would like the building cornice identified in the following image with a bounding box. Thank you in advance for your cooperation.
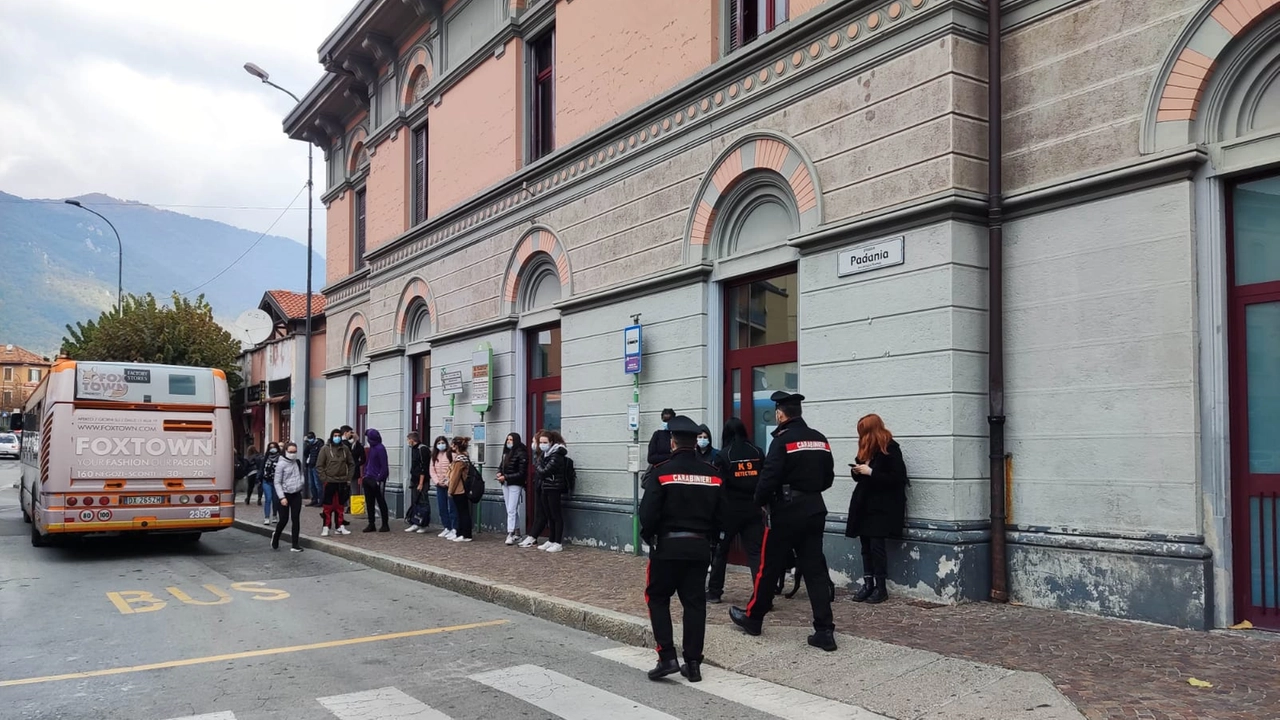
[427,316,518,347]
[554,264,712,314]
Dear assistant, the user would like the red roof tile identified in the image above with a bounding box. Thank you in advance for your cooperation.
[265,291,326,320]
[0,344,50,366]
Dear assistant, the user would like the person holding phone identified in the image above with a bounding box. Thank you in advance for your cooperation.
[845,413,909,604]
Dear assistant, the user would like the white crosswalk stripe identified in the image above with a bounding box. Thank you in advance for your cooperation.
[469,664,681,720]
[593,646,888,720]
[163,714,237,720]
[317,686,454,720]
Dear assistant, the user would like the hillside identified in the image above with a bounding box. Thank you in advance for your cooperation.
[0,191,325,355]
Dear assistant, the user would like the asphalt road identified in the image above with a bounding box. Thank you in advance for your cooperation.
[0,460,801,720]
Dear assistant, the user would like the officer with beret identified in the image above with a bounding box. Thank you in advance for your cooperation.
[639,415,722,682]
[730,391,838,652]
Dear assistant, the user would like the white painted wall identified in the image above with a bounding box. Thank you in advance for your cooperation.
[429,329,516,482]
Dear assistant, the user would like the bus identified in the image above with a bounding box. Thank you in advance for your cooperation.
[20,360,236,547]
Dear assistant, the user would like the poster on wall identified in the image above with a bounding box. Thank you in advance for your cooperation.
[471,347,492,411]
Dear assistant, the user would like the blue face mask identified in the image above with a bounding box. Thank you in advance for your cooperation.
[660,422,668,431]
[697,438,710,449]
[331,437,342,445]
[538,443,550,453]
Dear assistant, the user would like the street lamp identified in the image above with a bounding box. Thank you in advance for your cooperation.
[65,199,123,314]
[244,62,314,445]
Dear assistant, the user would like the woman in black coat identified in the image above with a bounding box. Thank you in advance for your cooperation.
[846,413,908,604]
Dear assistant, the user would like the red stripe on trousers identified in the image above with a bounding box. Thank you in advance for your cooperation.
[745,526,771,616]
[645,560,659,654]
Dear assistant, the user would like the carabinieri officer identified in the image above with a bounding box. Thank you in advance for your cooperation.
[640,415,722,682]
[730,391,838,652]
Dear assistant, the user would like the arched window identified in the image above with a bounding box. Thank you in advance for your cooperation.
[521,261,562,313]
[348,330,368,366]
[1201,19,1280,145]
[714,172,800,259]
[406,302,431,344]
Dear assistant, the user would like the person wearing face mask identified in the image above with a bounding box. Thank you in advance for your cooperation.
[341,425,365,526]
[361,428,391,533]
[446,436,475,542]
[519,430,568,552]
[429,435,457,539]
[259,442,282,525]
[304,432,323,506]
[729,391,838,653]
[695,424,719,465]
[646,408,677,466]
[242,445,262,506]
[495,433,528,545]
[272,442,306,552]
[316,428,355,536]
[404,432,432,533]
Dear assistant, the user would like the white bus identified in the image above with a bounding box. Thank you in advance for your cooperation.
[20,360,236,546]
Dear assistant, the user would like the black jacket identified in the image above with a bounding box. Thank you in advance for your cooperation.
[716,439,766,522]
[303,438,322,467]
[639,447,722,560]
[408,443,426,485]
[845,440,908,538]
[500,445,529,487]
[259,452,281,483]
[646,429,673,466]
[346,440,365,482]
[753,417,834,521]
[533,446,568,491]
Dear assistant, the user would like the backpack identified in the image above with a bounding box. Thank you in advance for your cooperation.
[465,461,485,503]
[563,456,577,497]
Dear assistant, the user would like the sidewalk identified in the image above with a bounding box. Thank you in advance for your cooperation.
[233,518,1278,720]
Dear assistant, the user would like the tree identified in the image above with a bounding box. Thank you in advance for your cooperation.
[62,292,243,389]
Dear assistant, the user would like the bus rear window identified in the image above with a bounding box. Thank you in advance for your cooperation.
[169,374,197,396]
[75,363,216,405]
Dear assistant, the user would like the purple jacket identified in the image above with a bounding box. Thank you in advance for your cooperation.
[363,429,389,483]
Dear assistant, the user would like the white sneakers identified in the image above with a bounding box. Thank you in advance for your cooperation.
[446,529,458,540]
[320,526,331,537]
[518,536,537,548]
[263,518,272,525]
[336,526,352,536]
[438,529,451,538]
[544,543,563,553]
[505,533,517,545]
[452,535,472,542]
[537,540,552,550]
[405,524,420,533]
[415,527,429,534]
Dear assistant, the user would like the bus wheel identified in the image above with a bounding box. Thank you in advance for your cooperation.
[21,493,31,524]
[31,521,47,548]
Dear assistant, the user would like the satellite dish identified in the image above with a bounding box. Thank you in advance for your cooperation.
[234,309,274,345]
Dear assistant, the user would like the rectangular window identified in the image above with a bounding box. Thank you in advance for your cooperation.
[529,31,555,162]
[354,187,367,271]
[28,368,40,383]
[3,367,11,381]
[728,0,787,52]
[413,124,428,226]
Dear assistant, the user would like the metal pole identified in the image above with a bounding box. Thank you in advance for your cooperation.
[65,200,122,313]
[986,0,1009,604]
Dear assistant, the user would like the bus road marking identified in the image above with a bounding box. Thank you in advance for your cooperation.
[106,582,290,614]
[0,619,509,688]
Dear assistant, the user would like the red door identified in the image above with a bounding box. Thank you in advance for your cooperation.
[526,326,561,533]
[1228,174,1280,630]
[411,353,431,439]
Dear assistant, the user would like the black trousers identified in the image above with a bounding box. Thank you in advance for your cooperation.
[363,481,390,526]
[707,511,764,596]
[272,491,303,549]
[530,487,564,542]
[452,494,473,538]
[646,557,708,662]
[744,512,834,632]
[860,535,888,578]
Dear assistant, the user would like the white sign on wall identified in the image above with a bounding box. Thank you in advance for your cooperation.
[837,235,905,277]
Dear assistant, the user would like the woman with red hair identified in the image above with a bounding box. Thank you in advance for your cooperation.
[845,413,908,604]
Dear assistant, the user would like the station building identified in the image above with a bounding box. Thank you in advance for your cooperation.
[284,0,1280,630]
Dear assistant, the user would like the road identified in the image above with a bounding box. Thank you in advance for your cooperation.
[0,459,872,720]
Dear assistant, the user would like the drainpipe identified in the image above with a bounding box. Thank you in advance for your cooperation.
[986,0,1009,604]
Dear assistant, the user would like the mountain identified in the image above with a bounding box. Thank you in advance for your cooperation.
[0,191,325,356]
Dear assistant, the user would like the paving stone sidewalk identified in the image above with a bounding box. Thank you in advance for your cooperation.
[251,519,1278,720]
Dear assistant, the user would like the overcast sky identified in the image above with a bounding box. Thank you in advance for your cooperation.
[0,0,355,256]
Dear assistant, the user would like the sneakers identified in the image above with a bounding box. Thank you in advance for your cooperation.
[336,526,352,536]
[405,524,420,533]
[537,540,552,550]
[415,527,429,534]
[518,536,537,548]
[290,547,304,553]
[452,536,472,543]
[505,533,517,546]
[320,526,331,537]
[438,529,451,538]
[545,542,563,553]
[263,518,272,525]
[445,529,458,540]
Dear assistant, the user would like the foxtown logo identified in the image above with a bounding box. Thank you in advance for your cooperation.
[76,437,215,456]
[658,474,722,486]
[785,441,831,453]
[79,369,129,399]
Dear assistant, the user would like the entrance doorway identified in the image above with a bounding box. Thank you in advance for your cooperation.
[526,325,561,532]
[411,353,431,439]
[354,374,368,436]
[724,269,799,451]
[1229,173,1280,630]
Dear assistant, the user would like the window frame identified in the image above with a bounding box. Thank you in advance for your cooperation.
[2,367,11,381]
[727,0,788,53]
[412,123,428,226]
[528,29,556,163]
[27,368,40,383]
[353,186,368,271]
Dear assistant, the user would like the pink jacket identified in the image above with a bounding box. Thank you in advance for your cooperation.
[430,453,452,487]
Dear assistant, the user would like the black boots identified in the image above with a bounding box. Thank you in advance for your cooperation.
[807,629,838,652]
[729,606,762,636]
[851,576,875,602]
[706,592,722,604]
[379,523,390,532]
[867,576,888,604]
[680,661,702,682]
[648,658,681,680]
[363,525,377,533]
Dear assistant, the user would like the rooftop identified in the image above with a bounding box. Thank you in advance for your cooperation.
[0,344,51,366]
[264,290,327,321]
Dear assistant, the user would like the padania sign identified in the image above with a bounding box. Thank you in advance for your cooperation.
[837,235,905,277]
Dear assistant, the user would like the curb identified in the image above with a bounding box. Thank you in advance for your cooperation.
[233,519,657,649]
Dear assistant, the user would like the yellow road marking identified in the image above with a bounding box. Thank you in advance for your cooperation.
[0,619,509,688]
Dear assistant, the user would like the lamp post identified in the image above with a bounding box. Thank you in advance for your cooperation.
[65,200,123,314]
[244,62,314,444]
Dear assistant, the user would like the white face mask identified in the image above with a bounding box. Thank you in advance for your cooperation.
[538,442,550,453]
[660,422,668,431]
[437,443,447,451]
[285,451,297,460]
[506,442,513,449]
[697,438,710,449]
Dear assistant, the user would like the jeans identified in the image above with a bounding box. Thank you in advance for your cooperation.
[273,491,303,549]
[435,485,456,530]
[306,467,321,501]
[452,494,472,539]
[262,482,277,520]
[501,484,524,534]
[363,481,390,527]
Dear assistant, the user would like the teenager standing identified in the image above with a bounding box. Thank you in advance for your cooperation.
[272,442,306,552]
[430,435,456,539]
[260,442,281,525]
[317,429,354,536]
[496,433,528,545]
[525,430,568,553]
[361,428,391,532]
[447,436,474,542]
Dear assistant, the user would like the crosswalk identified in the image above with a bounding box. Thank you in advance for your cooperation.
[157,648,885,720]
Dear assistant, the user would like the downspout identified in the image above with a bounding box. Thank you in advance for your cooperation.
[987,0,1009,603]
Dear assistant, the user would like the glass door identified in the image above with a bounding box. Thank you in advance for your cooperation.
[354,374,369,436]
[526,326,561,533]
[1229,174,1280,630]
[411,354,431,439]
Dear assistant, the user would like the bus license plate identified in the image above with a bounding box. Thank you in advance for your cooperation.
[123,496,165,506]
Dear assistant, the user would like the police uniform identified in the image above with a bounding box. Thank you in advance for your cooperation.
[707,437,766,602]
[730,392,837,650]
[639,416,722,682]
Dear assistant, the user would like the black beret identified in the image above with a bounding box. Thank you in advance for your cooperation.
[770,391,805,406]
[667,415,702,435]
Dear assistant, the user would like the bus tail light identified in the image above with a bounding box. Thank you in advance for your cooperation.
[194,495,204,504]
[208,494,218,504]
[68,497,78,506]
[99,496,110,505]
[84,497,94,506]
